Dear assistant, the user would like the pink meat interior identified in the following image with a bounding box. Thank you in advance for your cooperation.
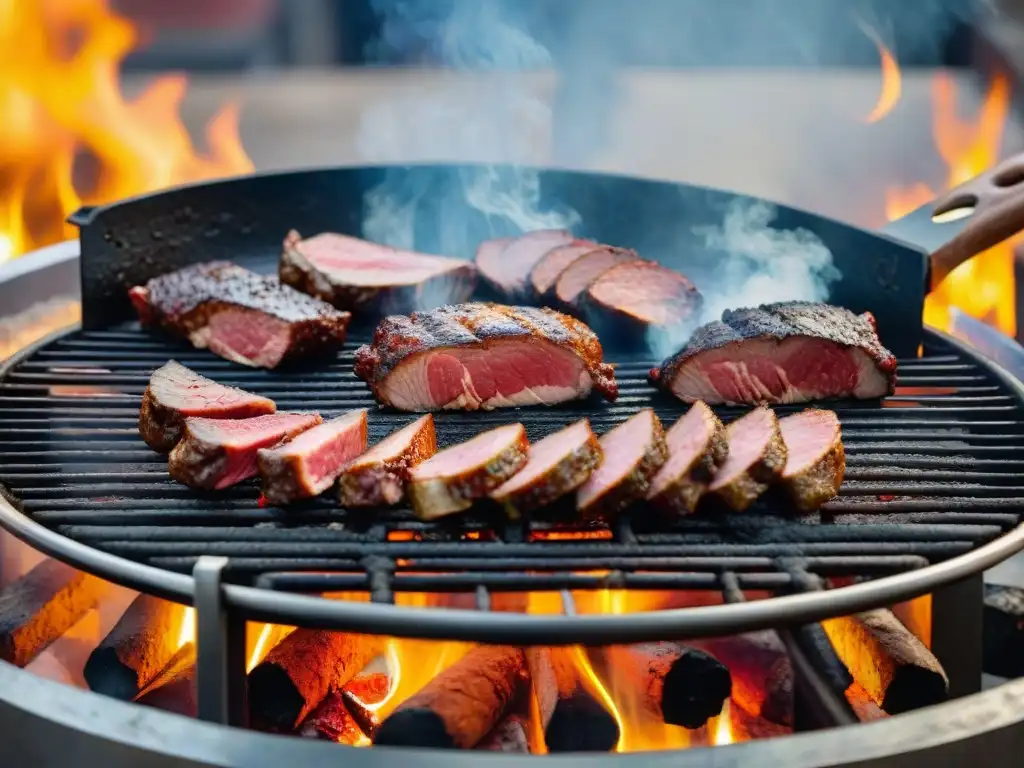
[588,262,697,324]
[780,410,839,477]
[555,248,637,304]
[202,309,292,368]
[354,415,432,465]
[412,424,524,480]
[492,420,591,495]
[271,411,368,481]
[577,410,654,508]
[478,230,573,290]
[297,233,462,285]
[530,241,598,294]
[150,361,274,416]
[648,404,714,497]
[708,409,774,489]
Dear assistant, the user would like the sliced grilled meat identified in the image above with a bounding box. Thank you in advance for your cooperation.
[338,415,437,507]
[476,230,574,300]
[553,246,638,309]
[778,409,845,510]
[257,410,368,505]
[129,261,350,369]
[408,424,529,520]
[576,409,668,521]
[528,240,599,299]
[138,360,276,453]
[280,230,476,314]
[650,301,897,405]
[354,303,618,411]
[647,401,728,516]
[490,419,603,517]
[168,412,322,490]
[708,407,787,511]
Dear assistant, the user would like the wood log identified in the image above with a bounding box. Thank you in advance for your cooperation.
[983,584,1024,678]
[688,632,793,726]
[248,630,382,731]
[339,658,390,738]
[478,714,531,753]
[0,559,107,667]
[134,643,197,717]
[84,595,186,700]
[527,647,619,752]
[601,643,732,729]
[821,609,948,714]
[298,691,368,745]
[845,682,888,722]
[374,646,526,749]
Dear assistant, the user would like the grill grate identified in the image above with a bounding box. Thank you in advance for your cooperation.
[2,325,1024,599]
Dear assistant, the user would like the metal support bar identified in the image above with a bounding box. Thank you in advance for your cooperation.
[931,572,985,698]
[194,557,247,727]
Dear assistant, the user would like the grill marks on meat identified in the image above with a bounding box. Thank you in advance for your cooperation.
[354,303,618,412]
[651,302,897,405]
[553,246,638,308]
[129,261,350,368]
[529,240,599,299]
[490,419,603,517]
[779,409,845,510]
[408,423,529,520]
[708,407,787,511]
[168,412,322,490]
[338,415,437,507]
[576,409,668,521]
[280,230,476,314]
[138,360,276,453]
[257,410,368,505]
[476,229,573,300]
[647,401,728,516]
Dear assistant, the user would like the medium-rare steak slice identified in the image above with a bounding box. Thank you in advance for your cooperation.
[553,246,638,309]
[138,360,276,453]
[353,302,618,411]
[475,229,573,300]
[257,410,368,505]
[129,261,350,369]
[708,407,787,511]
[647,401,728,516]
[408,423,529,520]
[280,230,476,314]
[168,412,322,490]
[490,419,603,517]
[576,409,668,521]
[778,409,845,510]
[528,240,599,299]
[650,301,898,405]
[338,415,437,507]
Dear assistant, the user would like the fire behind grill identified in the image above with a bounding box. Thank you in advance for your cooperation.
[1,323,1023,606]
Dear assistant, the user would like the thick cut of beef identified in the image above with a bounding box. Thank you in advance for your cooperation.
[553,246,638,309]
[708,407,787,511]
[168,412,322,490]
[576,409,668,521]
[475,230,574,300]
[138,360,276,453]
[490,419,603,517]
[650,302,897,405]
[354,303,618,412]
[129,261,350,369]
[408,423,529,520]
[528,240,599,299]
[280,230,476,314]
[778,409,845,510]
[647,401,728,516]
[338,415,437,507]
[257,410,368,505]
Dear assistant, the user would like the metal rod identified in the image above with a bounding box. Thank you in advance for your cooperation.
[194,557,247,727]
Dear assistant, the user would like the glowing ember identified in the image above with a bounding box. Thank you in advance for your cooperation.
[859,22,901,124]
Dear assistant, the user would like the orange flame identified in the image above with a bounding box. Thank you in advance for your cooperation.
[0,0,253,264]
[860,22,901,124]
[177,606,196,649]
[712,701,735,745]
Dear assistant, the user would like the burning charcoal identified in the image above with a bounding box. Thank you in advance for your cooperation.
[601,643,732,729]
[821,609,948,714]
[134,643,197,717]
[983,584,1024,678]
[529,240,599,300]
[338,415,437,507]
[708,406,787,512]
[374,646,526,749]
[726,699,793,741]
[845,682,888,722]
[553,246,638,309]
[478,713,532,753]
[298,691,368,745]
[248,630,382,731]
[339,660,391,738]
[475,229,573,301]
[84,595,188,700]
[647,401,729,516]
[778,409,845,511]
[527,647,619,753]
[0,559,107,667]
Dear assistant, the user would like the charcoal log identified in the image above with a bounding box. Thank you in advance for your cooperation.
[0,559,107,667]
[374,646,526,750]
[339,658,391,738]
[134,643,197,717]
[298,691,368,745]
[248,630,381,731]
[821,609,948,714]
[478,714,531,753]
[727,700,793,741]
[602,643,731,729]
[528,647,619,752]
[983,584,1024,678]
[84,595,186,700]
[845,682,888,722]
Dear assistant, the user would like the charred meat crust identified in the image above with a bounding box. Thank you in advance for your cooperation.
[354,302,618,402]
[338,416,438,507]
[785,438,845,511]
[579,414,668,522]
[712,412,788,512]
[649,410,729,517]
[138,389,184,453]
